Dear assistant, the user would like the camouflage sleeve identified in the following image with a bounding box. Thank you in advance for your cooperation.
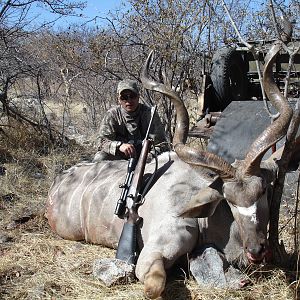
[97,110,122,156]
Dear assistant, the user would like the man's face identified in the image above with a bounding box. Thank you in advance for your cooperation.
[119,90,139,112]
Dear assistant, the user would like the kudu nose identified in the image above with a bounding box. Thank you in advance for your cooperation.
[245,238,267,263]
[247,243,265,256]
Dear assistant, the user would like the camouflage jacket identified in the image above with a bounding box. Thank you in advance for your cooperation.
[98,103,168,156]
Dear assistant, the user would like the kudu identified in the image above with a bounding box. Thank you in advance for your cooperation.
[46,43,299,299]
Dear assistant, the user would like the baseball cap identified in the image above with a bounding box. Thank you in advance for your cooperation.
[117,79,139,96]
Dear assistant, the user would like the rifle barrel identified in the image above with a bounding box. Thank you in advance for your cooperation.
[144,105,157,141]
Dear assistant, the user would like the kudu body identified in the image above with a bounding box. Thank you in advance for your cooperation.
[46,43,299,299]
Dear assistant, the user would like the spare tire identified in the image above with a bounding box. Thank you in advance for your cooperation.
[210,47,248,111]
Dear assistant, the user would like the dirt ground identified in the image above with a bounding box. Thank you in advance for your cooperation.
[0,144,299,300]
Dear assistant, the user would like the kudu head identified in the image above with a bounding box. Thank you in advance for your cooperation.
[141,45,293,264]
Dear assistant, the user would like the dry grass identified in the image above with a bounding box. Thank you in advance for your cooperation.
[0,132,299,299]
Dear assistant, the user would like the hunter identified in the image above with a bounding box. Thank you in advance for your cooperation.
[93,79,168,161]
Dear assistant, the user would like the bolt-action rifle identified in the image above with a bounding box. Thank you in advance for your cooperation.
[115,106,157,264]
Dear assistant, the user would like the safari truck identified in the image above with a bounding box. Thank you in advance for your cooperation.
[189,39,300,163]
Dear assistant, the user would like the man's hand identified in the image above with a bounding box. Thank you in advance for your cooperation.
[119,143,136,158]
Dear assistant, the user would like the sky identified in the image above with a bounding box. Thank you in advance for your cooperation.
[30,0,129,29]
[75,0,128,20]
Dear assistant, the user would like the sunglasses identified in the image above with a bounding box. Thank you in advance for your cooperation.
[120,94,137,101]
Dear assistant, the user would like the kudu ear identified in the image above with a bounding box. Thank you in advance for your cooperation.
[178,186,224,218]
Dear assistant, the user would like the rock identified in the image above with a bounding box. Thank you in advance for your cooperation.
[189,246,249,289]
[93,258,136,287]
[225,265,250,289]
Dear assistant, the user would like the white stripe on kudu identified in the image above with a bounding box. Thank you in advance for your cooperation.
[237,202,258,224]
